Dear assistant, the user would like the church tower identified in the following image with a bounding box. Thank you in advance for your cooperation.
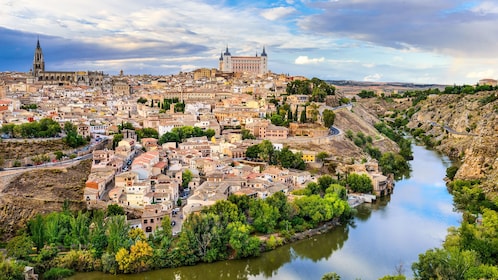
[33,38,45,77]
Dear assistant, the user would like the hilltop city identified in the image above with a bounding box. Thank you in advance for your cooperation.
[0,39,403,237]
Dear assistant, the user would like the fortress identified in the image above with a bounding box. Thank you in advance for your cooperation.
[219,46,268,75]
[31,39,104,87]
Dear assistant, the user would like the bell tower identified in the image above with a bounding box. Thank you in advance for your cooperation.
[33,38,45,77]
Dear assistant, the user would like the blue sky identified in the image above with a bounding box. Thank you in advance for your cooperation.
[1,0,498,84]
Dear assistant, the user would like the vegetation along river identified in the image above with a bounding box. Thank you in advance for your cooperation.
[70,144,460,280]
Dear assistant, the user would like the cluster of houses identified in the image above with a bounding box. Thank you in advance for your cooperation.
[1,70,393,236]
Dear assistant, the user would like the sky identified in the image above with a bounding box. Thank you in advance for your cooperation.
[1,0,498,84]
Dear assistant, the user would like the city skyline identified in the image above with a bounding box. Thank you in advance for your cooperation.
[1,0,497,84]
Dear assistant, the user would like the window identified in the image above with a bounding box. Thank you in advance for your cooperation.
[150,219,154,223]
[143,219,147,224]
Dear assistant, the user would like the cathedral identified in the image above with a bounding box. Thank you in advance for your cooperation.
[31,39,104,87]
[219,46,268,75]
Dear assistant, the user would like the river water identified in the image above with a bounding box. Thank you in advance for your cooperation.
[70,144,460,280]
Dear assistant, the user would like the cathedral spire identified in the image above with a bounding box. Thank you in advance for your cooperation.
[261,46,267,57]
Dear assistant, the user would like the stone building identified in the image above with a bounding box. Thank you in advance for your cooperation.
[30,39,104,87]
[219,46,268,75]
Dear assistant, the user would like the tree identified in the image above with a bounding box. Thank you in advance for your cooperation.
[182,170,193,190]
[245,145,260,159]
[63,122,86,148]
[346,173,373,193]
[29,214,46,252]
[6,234,34,260]
[321,272,341,280]
[300,107,307,123]
[316,151,329,162]
[106,215,130,254]
[241,129,256,140]
[446,166,459,181]
[322,109,336,128]
[259,140,275,164]
[136,128,159,140]
[227,221,261,258]
[107,204,125,216]
[249,200,280,234]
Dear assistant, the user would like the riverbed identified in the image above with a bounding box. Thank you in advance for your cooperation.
[70,144,460,280]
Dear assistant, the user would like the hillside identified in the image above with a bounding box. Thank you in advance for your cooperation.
[406,91,497,197]
[0,160,91,241]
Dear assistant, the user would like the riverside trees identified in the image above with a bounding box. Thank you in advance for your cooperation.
[6,186,352,276]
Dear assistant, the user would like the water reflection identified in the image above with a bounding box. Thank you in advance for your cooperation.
[291,224,349,262]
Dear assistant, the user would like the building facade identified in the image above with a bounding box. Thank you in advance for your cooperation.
[31,39,104,87]
[219,46,268,75]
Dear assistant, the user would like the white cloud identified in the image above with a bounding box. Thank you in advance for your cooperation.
[362,63,375,68]
[295,56,325,65]
[466,69,495,79]
[261,6,296,21]
[471,1,498,15]
[363,73,382,81]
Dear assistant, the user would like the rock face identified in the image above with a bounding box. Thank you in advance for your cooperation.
[407,92,498,196]
[0,160,91,241]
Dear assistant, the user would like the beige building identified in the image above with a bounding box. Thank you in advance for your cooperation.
[219,46,268,75]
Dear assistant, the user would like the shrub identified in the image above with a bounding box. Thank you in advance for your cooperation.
[43,267,74,280]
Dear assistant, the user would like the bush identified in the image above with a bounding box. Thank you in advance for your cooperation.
[446,166,459,180]
[43,267,74,280]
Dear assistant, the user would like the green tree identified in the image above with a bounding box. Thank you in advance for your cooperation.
[259,140,276,164]
[316,151,329,162]
[322,109,336,128]
[106,215,130,254]
[6,234,34,261]
[245,144,260,159]
[227,221,261,258]
[136,128,159,140]
[182,170,193,190]
[29,214,46,252]
[347,173,373,193]
[249,199,280,234]
[321,272,341,280]
[107,204,125,216]
[241,129,256,140]
[446,166,459,181]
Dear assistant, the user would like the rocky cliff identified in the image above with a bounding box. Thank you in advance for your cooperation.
[0,160,90,241]
[407,92,497,197]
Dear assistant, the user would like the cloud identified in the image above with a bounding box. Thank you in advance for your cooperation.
[471,1,498,15]
[261,6,297,21]
[295,56,325,65]
[363,73,382,82]
[298,0,498,58]
[466,69,495,79]
[362,63,375,68]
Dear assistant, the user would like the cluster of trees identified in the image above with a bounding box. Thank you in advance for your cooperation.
[0,118,61,138]
[2,185,352,278]
[20,104,38,110]
[137,97,186,113]
[286,78,336,102]
[297,174,372,196]
[63,122,87,148]
[345,128,410,179]
[412,179,498,279]
[246,140,306,170]
[158,126,215,144]
[357,90,376,99]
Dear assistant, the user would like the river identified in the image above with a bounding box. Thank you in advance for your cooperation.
[70,144,460,280]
